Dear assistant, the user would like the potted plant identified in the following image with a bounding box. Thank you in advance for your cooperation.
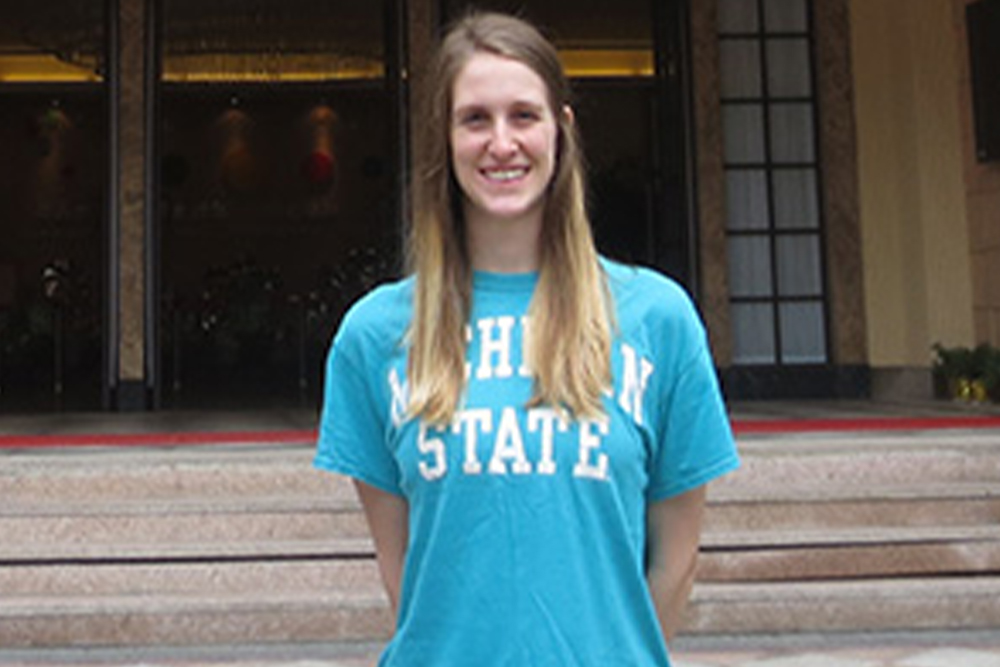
[932,343,999,403]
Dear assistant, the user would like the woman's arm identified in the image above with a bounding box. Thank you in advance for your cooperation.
[645,485,708,644]
[354,480,409,618]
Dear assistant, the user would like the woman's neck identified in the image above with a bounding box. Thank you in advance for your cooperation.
[464,207,543,274]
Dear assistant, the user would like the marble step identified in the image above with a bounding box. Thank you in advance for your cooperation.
[685,577,1000,635]
[0,497,370,561]
[0,446,337,504]
[3,565,999,646]
[705,482,1000,532]
[6,524,997,586]
[0,559,384,599]
[4,479,995,564]
[699,525,1000,581]
[0,560,390,649]
[727,432,1000,491]
[0,591,392,649]
[2,433,999,506]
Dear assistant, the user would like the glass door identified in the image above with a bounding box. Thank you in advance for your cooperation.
[0,2,108,412]
[156,0,402,408]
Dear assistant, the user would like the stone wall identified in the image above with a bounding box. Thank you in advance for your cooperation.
[851,0,974,382]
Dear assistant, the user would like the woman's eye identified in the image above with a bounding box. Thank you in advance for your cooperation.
[460,112,488,126]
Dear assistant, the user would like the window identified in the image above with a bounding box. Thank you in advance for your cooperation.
[719,0,828,365]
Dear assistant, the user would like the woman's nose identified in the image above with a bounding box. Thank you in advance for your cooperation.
[487,121,517,157]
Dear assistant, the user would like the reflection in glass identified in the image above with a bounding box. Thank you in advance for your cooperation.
[0,3,105,82]
[769,102,815,163]
[726,170,770,231]
[158,1,396,407]
[442,0,653,69]
[779,301,827,363]
[728,236,773,298]
[720,40,761,99]
[764,0,809,33]
[766,38,812,97]
[773,168,819,229]
[776,235,823,297]
[732,303,777,364]
[161,0,384,82]
[719,0,760,34]
[723,104,766,164]
[0,0,108,409]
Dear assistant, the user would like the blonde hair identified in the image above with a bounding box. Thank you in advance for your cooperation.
[407,11,612,425]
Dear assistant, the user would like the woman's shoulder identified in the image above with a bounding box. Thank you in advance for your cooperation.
[334,275,414,349]
[601,257,697,317]
[600,258,710,366]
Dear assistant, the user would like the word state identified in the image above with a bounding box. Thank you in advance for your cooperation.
[389,315,656,484]
[415,406,609,482]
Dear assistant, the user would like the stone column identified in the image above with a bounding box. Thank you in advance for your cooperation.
[407,0,436,172]
[690,0,733,367]
[815,0,867,369]
[114,0,149,409]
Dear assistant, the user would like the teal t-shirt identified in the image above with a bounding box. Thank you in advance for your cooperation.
[314,259,739,667]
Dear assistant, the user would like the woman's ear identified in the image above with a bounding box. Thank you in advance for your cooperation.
[562,104,575,126]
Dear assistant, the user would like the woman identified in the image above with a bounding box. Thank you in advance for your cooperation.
[315,11,739,666]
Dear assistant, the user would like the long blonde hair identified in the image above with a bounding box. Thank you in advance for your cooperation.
[407,11,612,425]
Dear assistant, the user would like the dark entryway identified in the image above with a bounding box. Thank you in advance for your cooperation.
[0,3,109,413]
[154,0,404,409]
[152,0,695,410]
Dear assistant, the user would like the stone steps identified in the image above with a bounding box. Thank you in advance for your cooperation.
[701,526,1000,581]
[686,577,1000,635]
[0,498,368,560]
[0,592,391,649]
[3,485,995,559]
[0,429,998,647]
[2,572,998,646]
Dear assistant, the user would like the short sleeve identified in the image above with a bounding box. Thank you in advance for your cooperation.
[645,301,739,502]
[313,324,403,497]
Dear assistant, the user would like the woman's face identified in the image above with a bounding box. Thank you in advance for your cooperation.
[449,51,560,229]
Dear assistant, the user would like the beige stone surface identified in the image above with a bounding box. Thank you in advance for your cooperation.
[853,0,975,364]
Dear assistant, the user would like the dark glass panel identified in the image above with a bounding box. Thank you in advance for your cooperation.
[0,93,107,411]
[158,1,396,408]
[0,1,107,412]
[0,2,105,82]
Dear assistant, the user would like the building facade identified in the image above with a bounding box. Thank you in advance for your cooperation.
[0,0,995,413]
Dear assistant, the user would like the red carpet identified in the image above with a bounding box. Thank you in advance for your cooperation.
[0,429,317,449]
[1,414,1000,448]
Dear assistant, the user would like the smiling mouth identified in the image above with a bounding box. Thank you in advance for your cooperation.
[482,167,529,182]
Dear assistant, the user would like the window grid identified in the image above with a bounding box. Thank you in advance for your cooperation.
[720,0,829,366]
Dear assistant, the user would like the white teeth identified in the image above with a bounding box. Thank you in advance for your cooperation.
[484,168,527,182]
